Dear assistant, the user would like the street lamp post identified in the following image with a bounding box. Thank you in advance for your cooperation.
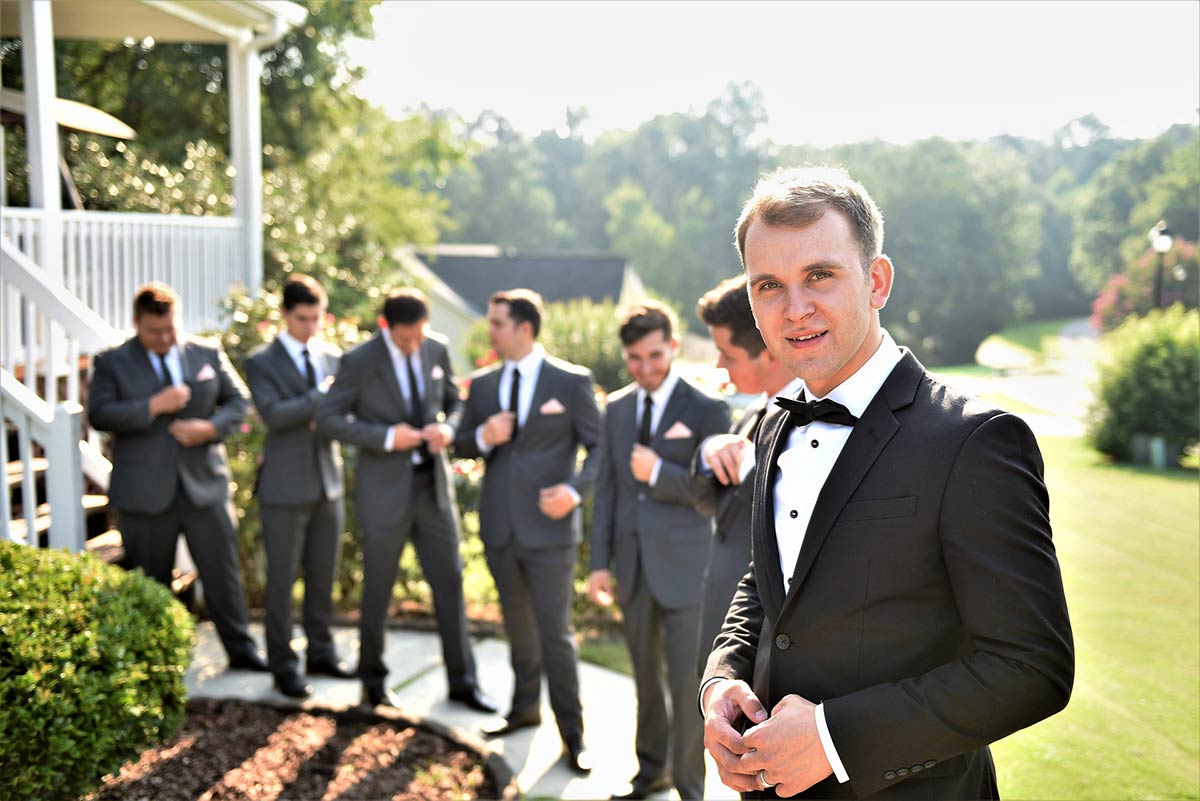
[1149,220,1173,309]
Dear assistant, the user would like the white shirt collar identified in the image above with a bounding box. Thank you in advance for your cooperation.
[277,330,317,360]
[763,377,805,408]
[505,342,545,377]
[640,368,681,409]
[380,328,420,363]
[801,329,903,418]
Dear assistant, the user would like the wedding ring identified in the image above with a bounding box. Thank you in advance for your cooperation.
[758,769,776,789]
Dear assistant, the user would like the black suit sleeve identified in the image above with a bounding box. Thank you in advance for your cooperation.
[315,349,391,451]
[589,407,617,573]
[823,413,1074,797]
[453,377,486,458]
[87,349,154,433]
[689,438,722,519]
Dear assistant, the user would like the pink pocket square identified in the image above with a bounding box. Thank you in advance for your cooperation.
[194,363,216,382]
[540,398,566,415]
[663,421,693,439]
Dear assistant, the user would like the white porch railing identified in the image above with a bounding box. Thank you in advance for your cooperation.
[1,207,247,333]
[1,367,85,551]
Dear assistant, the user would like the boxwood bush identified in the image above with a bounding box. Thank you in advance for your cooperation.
[1087,304,1200,462]
[0,541,195,800]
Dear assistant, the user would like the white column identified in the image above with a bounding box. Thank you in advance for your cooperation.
[19,0,63,279]
[227,40,263,293]
[46,402,85,552]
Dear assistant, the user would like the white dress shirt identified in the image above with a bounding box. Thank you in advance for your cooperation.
[474,343,546,453]
[636,369,681,487]
[149,344,183,386]
[277,330,328,390]
[773,329,903,784]
[381,330,427,459]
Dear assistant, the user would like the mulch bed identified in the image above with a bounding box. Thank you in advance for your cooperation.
[90,698,503,801]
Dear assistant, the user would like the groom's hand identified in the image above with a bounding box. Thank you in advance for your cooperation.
[739,694,833,797]
[703,679,768,793]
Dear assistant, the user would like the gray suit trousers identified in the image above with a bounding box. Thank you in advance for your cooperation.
[117,487,258,663]
[261,496,344,674]
[622,574,706,800]
[484,541,582,740]
[358,470,478,692]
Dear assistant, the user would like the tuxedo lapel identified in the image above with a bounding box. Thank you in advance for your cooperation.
[616,391,639,469]
[520,361,556,439]
[372,334,407,414]
[270,338,310,393]
[176,339,193,384]
[419,338,437,422]
[652,379,689,446]
[754,408,792,617]
[779,353,924,611]
[131,338,163,391]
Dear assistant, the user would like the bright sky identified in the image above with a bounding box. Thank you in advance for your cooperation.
[349,1,1200,147]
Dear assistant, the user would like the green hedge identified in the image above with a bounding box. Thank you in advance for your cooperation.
[1087,305,1200,462]
[0,542,195,800]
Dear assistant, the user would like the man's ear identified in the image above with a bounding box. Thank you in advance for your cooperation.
[868,255,894,311]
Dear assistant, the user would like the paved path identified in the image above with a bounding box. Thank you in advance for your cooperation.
[187,621,737,800]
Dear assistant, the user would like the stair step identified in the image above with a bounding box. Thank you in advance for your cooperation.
[84,529,125,564]
[7,494,108,542]
[6,457,49,489]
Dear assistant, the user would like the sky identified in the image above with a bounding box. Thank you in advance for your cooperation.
[348,1,1200,147]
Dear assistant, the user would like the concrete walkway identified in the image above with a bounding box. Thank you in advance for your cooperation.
[187,621,736,800]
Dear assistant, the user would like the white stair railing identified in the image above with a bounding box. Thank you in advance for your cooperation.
[1,368,85,552]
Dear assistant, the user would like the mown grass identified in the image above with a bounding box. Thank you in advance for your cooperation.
[993,436,1199,800]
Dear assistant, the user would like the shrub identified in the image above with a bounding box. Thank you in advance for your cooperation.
[1087,305,1200,462]
[1091,239,1198,331]
[0,542,195,800]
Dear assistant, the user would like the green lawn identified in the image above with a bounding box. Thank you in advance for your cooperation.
[978,317,1078,368]
[992,436,1199,800]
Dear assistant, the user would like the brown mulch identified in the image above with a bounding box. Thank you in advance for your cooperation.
[89,698,500,801]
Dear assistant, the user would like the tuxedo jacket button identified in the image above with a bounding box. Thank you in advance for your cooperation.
[774,633,791,650]
[924,760,937,769]
[896,768,909,777]
[883,771,897,781]
[909,764,923,774]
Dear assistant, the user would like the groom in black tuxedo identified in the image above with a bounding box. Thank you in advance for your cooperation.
[700,167,1074,799]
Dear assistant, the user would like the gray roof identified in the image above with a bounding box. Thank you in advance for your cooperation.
[414,249,630,313]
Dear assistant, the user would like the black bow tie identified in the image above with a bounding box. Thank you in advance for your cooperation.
[774,395,859,428]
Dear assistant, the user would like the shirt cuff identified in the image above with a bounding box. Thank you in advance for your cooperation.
[475,424,493,454]
[815,703,850,783]
[697,436,715,476]
[697,676,726,717]
[565,485,582,507]
[648,457,663,487]
[384,425,395,452]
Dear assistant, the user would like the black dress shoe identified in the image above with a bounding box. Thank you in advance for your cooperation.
[273,672,313,699]
[227,653,270,672]
[361,682,400,708]
[481,709,541,737]
[611,775,672,800]
[306,657,355,679]
[562,737,593,775]
[448,687,499,714]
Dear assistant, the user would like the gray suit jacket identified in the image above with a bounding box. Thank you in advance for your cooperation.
[88,334,250,514]
[244,338,344,506]
[690,395,769,529]
[454,355,602,549]
[590,377,731,609]
[315,330,462,528]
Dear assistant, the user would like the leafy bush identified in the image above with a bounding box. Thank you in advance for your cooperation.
[1087,305,1200,462]
[0,541,194,800]
[465,297,629,392]
[1091,239,1198,331]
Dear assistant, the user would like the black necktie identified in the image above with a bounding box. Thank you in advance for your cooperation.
[508,366,522,441]
[301,349,317,390]
[405,353,424,426]
[637,393,653,446]
[774,393,858,428]
[156,353,175,389]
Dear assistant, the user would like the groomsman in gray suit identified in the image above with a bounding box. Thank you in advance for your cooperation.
[244,276,354,699]
[316,288,496,713]
[453,289,602,775]
[690,276,800,675]
[589,301,731,800]
[88,282,265,671]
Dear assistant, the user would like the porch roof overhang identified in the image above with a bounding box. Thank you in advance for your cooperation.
[0,1,307,45]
